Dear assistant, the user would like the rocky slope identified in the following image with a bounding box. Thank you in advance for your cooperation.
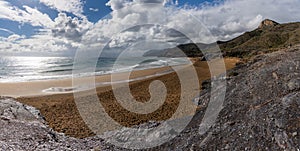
[105,45,300,150]
[219,20,300,58]
[145,20,300,59]
[151,45,300,150]
[1,45,299,150]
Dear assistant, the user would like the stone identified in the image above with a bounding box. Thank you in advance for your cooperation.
[287,78,300,90]
[259,19,279,29]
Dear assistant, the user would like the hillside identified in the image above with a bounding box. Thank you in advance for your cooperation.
[144,19,300,59]
[219,19,300,58]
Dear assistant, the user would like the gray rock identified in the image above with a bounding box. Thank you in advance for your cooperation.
[0,98,108,151]
[148,45,300,150]
[287,79,300,91]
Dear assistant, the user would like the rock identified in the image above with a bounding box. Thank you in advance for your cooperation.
[272,72,279,80]
[0,98,107,150]
[287,78,300,90]
[149,45,300,150]
[275,119,284,128]
[259,19,279,29]
[224,144,230,150]
[274,131,293,150]
[0,97,44,122]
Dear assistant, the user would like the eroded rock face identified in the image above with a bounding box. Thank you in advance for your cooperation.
[259,19,280,28]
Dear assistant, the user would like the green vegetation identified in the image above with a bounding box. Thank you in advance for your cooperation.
[144,20,300,59]
[219,21,300,58]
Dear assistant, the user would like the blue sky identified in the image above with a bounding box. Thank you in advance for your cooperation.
[0,0,299,56]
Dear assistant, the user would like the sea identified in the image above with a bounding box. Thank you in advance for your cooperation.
[0,56,190,82]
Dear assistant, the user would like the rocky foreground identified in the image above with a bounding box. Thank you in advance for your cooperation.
[152,45,300,150]
[1,46,299,150]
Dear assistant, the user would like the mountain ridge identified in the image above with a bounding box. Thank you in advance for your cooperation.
[144,19,300,59]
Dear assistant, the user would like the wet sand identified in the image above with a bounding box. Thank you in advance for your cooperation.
[14,58,239,138]
[0,66,173,97]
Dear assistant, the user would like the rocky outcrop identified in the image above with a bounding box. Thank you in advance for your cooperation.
[152,45,300,150]
[0,98,109,150]
[1,46,299,150]
[259,19,280,29]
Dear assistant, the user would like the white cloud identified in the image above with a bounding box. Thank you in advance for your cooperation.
[0,0,92,54]
[39,0,84,18]
[0,31,75,54]
[18,34,70,52]
[89,8,99,12]
[105,0,175,11]
[0,1,54,28]
[185,0,300,40]
[7,34,26,42]
[0,14,82,54]
[106,0,130,11]
[51,13,92,42]
[95,0,300,48]
[0,28,14,35]
[0,1,82,54]
[22,6,54,28]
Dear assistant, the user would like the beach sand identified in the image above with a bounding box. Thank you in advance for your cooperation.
[12,58,239,138]
[0,66,173,97]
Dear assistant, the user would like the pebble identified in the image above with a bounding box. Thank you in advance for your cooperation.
[287,79,300,90]
[292,132,297,137]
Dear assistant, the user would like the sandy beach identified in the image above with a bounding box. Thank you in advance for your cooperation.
[11,58,240,138]
[0,66,174,97]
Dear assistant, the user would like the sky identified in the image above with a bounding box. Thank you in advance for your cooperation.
[0,0,299,56]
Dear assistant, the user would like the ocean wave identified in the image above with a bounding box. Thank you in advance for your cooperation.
[42,69,174,94]
[0,56,190,82]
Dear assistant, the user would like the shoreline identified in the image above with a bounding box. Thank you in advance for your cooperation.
[0,66,175,98]
[14,57,240,138]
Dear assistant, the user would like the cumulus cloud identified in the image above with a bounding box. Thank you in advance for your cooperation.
[107,25,188,49]
[105,0,130,11]
[39,0,84,18]
[95,0,300,49]
[0,31,75,54]
[51,13,92,42]
[186,0,300,40]
[0,1,83,54]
